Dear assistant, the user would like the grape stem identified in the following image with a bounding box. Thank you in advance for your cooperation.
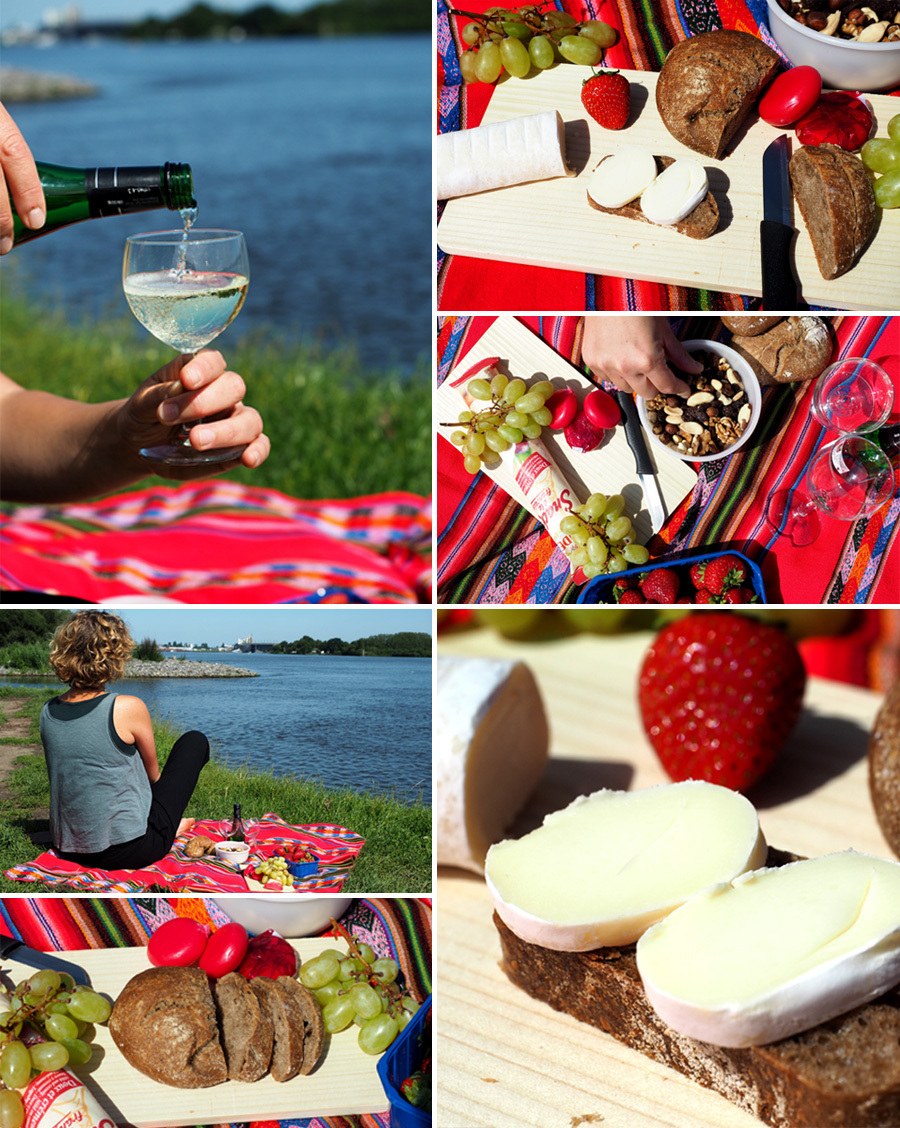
[328,918,416,1018]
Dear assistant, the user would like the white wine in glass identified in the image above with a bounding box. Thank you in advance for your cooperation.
[124,227,249,465]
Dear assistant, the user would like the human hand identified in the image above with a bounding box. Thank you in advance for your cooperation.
[581,316,702,400]
[0,101,45,254]
[117,351,270,478]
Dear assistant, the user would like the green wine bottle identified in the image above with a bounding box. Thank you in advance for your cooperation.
[11,161,195,247]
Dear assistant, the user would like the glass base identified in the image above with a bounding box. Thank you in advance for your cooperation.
[139,439,247,465]
[765,489,821,547]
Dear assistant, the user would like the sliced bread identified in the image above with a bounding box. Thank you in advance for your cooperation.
[211,971,274,1082]
[870,677,900,860]
[276,976,326,1074]
[587,155,719,239]
[250,976,306,1082]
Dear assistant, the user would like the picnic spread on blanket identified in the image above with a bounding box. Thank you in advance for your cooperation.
[3,814,365,894]
[0,896,431,1127]
[436,0,900,312]
[436,315,899,604]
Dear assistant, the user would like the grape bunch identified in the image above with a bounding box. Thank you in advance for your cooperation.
[299,921,421,1057]
[453,4,617,84]
[444,371,554,474]
[0,970,112,1127]
[861,113,900,209]
[560,492,649,578]
[253,854,294,887]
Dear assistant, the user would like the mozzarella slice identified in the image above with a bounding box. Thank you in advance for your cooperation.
[636,850,900,1047]
[639,158,708,225]
[586,146,658,209]
[485,781,766,951]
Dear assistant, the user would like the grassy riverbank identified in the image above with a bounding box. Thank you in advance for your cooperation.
[0,290,430,500]
[0,688,431,894]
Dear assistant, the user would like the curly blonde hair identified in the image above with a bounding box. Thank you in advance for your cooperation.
[49,611,135,689]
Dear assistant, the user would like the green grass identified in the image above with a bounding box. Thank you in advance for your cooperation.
[0,689,431,894]
[0,287,430,500]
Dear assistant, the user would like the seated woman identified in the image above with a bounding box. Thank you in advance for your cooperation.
[40,610,209,869]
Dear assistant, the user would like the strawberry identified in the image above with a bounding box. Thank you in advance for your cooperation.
[724,586,757,605]
[639,568,680,604]
[618,589,646,604]
[612,576,639,596]
[581,70,630,130]
[694,588,723,604]
[688,562,707,590]
[692,554,748,595]
[638,613,807,792]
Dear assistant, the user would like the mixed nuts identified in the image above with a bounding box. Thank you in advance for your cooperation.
[777,1,900,42]
[646,353,753,457]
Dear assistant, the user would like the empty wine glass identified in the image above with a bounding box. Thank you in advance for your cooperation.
[811,358,894,434]
[766,435,895,546]
[123,228,249,465]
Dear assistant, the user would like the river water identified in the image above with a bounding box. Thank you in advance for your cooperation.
[0,34,430,371]
[0,651,431,804]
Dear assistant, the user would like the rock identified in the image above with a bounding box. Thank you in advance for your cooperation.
[0,67,99,103]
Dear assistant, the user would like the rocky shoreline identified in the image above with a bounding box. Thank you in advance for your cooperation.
[0,67,99,103]
[0,658,258,679]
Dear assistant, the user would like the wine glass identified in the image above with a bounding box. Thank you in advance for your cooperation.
[123,228,249,465]
[811,358,894,434]
[766,435,895,546]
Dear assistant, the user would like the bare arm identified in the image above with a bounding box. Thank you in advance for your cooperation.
[581,316,701,399]
[113,695,160,783]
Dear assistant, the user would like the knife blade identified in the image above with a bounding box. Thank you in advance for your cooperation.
[761,135,804,311]
[0,936,91,986]
[616,390,667,534]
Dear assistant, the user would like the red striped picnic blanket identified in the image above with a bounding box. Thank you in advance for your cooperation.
[3,814,365,894]
[437,315,900,603]
[437,0,900,311]
[0,482,432,603]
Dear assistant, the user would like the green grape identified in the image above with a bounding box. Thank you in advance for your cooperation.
[529,34,555,69]
[465,432,486,456]
[66,990,111,1024]
[358,1014,399,1055]
[372,958,400,985]
[569,547,590,566]
[463,454,481,474]
[521,422,542,439]
[402,997,421,1015]
[0,1089,24,1128]
[58,974,76,992]
[514,392,546,414]
[481,450,502,470]
[888,114,900,144]
[603,494,625,521]
[356,943,376,966]
[544,10,577,26]
[582,563,605,579]
[323,996,356,1034]
[873,169,900,209]
[457,410,474,423]
[0,1040,31,1089]
[460,51,479,84]
[530,407,553,426]
[558,35,602,66]
[484,430,510,453]
[318,948,346,962]
[45,1000,69,1016]
[449,430,466,447]
[59,1038,92,1067]
[475,414,501,431]
[396,1009,412,1031]
[861,139,900,174]
[607,515,633,542]
[461,21,482,46]
[608,552,627,572]
[45,1012,80,1042]
[475,41,502,83]
[467,377,493,400]
[504,410,528,428]
[500,36,531,78]
[559,514,586,535]
[530,380,555,400]
[502,19,532,40]
[27,970,61,998]
[350,983,383,1020]
[579,20,617,48]
[314,982,343,1006]
[473,608,544,638]
[623,543,650,565]
[490,371,508,396]
[502,378,527,403]
[582,493,608,519]
[300,954,341,989]
[29,1041,69,1072]
[497,424,524,444]
[586,536,608,564]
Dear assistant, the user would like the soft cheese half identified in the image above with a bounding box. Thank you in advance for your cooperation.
[485,781,766,951]
[636,850,900,1047]
[586,146,658,209]
[639,158,708,225]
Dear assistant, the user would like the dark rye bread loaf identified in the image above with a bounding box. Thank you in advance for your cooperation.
[870,678,900,860]
[494,847,900,1128]
[212,972,273,1082]
[587,154,719,239]
[789,144,877,280]
[656,31,780,159]
[728,316,833,386]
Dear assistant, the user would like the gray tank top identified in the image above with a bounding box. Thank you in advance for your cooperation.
[40,693,152,853]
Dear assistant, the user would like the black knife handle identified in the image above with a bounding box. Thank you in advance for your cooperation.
[760,219,803,311]
[616,390,655,477]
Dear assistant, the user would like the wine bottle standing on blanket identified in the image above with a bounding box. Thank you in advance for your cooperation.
[228,804,246,843]
[10,162,195,247]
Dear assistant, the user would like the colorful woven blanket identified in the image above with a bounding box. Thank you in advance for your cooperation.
[437,315,900,604]
[0,896,432,1128]
[0,482,432,603]
[3,814,365,894]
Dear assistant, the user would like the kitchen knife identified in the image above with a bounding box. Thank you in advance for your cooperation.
[0,936,91,986]
[616,390,667,534]
[760,134,804,311]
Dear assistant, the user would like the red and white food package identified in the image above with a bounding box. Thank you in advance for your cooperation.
[23,1069,115,1128]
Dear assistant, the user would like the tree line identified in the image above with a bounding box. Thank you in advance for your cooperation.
[272,631,430,657]
[128,1,428,39]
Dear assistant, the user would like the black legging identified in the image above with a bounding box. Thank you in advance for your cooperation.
[56,730,210,870]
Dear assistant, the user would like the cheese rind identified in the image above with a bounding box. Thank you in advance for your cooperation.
[639,158,708,225]
[636,850,900,1047]
[485,781,766,951]
[586,146,658,209]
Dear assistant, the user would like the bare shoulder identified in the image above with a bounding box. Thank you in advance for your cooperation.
[113,695,152,724]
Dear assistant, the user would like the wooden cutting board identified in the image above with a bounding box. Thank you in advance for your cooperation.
[436,317,697,542]
[2,939,386,1128]
[437,66,900,310]
[435,626,891,1128]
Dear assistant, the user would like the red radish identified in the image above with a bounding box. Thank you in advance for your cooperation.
[147,917,209,968]
[198,922,249,978]
[448,355,501,387]
[545,388,578,429]
[584,387,621,430]
[759,67,821,127]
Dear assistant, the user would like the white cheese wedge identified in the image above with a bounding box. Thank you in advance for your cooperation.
[436,655,549,873]
[639,158,708,226]
[435,111,572,200]
[586,146,658,209]
[636,850,900,1048]
[485,781,766,951]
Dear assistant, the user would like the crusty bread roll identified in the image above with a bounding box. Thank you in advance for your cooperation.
[656,30,780,159]
[720,315,782,337]
[729,316,833,386]
[587,154,719,239]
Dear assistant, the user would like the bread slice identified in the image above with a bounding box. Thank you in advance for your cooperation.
[729,316,833,385]
[109,966,227,1089]
[250,976,307,1082]
[656,31,780,159]
[494,847,900,1128]
[211,971,274,1082]
[587,155,719,239]
[789,144,877,280]
[870,677,900,860]
[276,975,326,1074]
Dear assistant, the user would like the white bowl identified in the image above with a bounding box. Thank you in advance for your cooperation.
[636,339,762,463]
[767,1,900,92]
[210,895,352,937]
[214,840,250,865]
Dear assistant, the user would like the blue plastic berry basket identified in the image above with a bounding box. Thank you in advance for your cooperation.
[377,995,431,1128]
[285,858,318,879]
[575,549,766,605]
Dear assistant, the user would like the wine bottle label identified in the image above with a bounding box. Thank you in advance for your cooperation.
[85,167,167,216]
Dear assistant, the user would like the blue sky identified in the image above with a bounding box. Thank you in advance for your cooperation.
[107,607,432,647]
[2,2,316,31]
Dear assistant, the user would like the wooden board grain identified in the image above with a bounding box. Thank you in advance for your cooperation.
[437,67,900,311]
[3,939,386,1128]
[435,626,891,1128]
[436,317,697,543]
